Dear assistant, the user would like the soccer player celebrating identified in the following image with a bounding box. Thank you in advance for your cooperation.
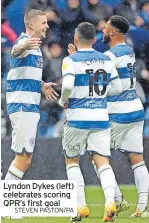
[101,15,149,218]
[59,22,123,222]
[5,10,58,181]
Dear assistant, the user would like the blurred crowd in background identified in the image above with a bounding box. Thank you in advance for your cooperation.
[1,0,149,138]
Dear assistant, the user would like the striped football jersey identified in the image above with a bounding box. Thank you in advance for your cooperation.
[62,48,120,130]
[105,43,144,124]
[6,33,43,114]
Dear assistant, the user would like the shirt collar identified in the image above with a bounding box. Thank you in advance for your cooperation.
[21,32,29,38]
[114,42,127,47]
[78,48,95,51]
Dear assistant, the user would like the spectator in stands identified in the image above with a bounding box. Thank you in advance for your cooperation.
[1,0,18,44]
[1,0,18,92]
[116,0,144,27]
[141,69,149,80]
[40,41,64,137]
[1,21,17,44]
[140,0,149,29]
[82,0,113,31]
[42,41,64,89]
[27,0,53,10]
[140,67,149,97]
[47,42,64,81]
[58,0,84,51]
[41,41,64,134]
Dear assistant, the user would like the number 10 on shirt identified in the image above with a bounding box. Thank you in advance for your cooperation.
[85,69,108,96]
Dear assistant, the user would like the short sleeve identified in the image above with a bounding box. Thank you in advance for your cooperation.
[62,57,75,77]
[11,36,29,58]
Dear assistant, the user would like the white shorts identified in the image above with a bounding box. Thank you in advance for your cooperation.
[62,124,111,158]
[9,111,40,154]
[111,121,144,154]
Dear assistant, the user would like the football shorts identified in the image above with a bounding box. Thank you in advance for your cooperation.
[9,111,40,154]
[110,121,144,154]
[62,124,111,158]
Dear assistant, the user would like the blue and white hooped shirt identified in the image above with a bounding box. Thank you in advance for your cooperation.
[6,33,43,115]
[105,43,144,124]
[62,49,120,130]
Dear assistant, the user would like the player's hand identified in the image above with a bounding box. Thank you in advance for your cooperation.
[28,38,41,49]
[24,34,42,50]
[42,82,59,101]
[68,44,76,55]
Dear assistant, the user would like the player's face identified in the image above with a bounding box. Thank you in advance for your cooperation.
[102,21,112,44]
[34,15,49,39]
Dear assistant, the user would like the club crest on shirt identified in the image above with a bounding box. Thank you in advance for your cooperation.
[29,138,35,147]
[68,145,80,151]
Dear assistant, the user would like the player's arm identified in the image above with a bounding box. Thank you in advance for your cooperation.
[107,62,122,96]
[104,51,122,96]
[11,36,41,58]
[59,57,75,107]
[59,75,75,107]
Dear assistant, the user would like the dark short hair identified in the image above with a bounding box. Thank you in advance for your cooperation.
[109,15,129,34]
[24,9,45,23]
[76,22,96,42]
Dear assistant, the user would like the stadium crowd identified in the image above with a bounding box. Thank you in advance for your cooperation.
[1,0,149,138]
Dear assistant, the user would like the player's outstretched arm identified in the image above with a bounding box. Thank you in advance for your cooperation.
[11,35,41,58]
[41,81,59,101]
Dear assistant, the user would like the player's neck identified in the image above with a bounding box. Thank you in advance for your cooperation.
[25,30,38,38]
[110,37,125,48]
[77,44,93,50]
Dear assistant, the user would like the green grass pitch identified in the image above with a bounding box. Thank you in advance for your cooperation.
[2,185,149,223]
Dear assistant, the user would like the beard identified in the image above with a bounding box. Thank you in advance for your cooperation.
[102,35,110,44]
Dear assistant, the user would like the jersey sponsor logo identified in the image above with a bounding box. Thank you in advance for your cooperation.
[84,100,104,108]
